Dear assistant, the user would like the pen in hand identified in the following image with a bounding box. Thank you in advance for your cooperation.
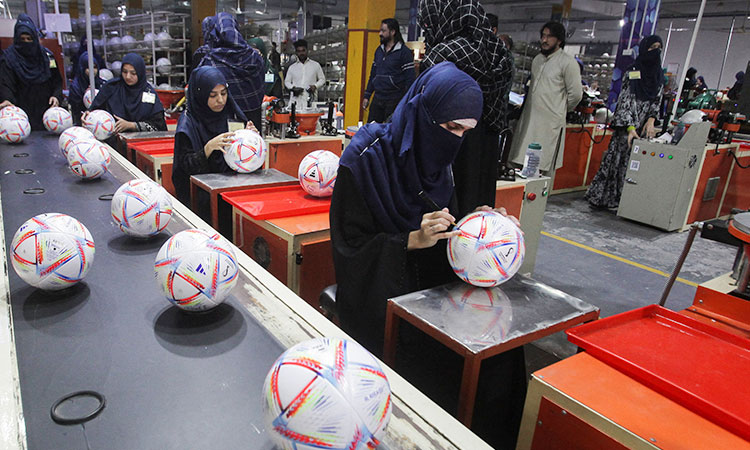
[417,190,458,228]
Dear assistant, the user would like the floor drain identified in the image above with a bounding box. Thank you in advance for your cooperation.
[23,188,45,195]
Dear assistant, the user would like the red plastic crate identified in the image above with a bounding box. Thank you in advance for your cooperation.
[567,305,750,440]
[130,140,174,157]
[221,185,331,220]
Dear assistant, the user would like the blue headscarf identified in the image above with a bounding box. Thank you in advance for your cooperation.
[340,61,483,233]
[69,52,102,108]
[3,13,51,84]
[72,36,105,79]
[630,35,663,101]
[176,66,247,151]
[89,53,164,121]
[192,16,218,66]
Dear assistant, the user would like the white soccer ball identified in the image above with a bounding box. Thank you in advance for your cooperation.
[224,129,266,173]
[156,57,171,75]
[0,105,28,119]
[43,107,73,134]
[99,69,114,81]
[110,60,122,77]
[83,88,99,109]
[0,115,30,144]
[156,31,172,48]
[58,126,95,157]
[108,36,122,52]
[111,179,173,237]
[82,109,116,140]
[262,337,392,450]
[143,33,156,44]
[10,213,95,290]
[447,211,525,287]
[154,229,238,312]
[120,34,136,50]
[67,138,111,179]
[298,150,339,197]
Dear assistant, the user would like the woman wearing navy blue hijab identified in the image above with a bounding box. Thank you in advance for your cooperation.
[89,53,166,135]
[172,66,256,205]
[69,52,103,125]
[0,13,62,130]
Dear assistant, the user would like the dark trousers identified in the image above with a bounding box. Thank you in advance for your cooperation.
[452,120,501,217]
[367,95,401,123]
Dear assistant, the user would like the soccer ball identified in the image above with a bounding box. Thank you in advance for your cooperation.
[156,31,172,48]
[156,57,171,75]
[224,129,266,173]
[440,285,513,347]
[262,337,392,450]
[110,60,122,77]
[83,110,115,140]
[447,211,525,287]
[154,229,238,312]
[0,105,28,119]
[298,150,339,197]
[111,179,173,237]
[43,107,73,134]
[0,115,31,144]
[67,138,111,179]
[108,36,122,52]
[120,34,136,50]
[10,213,95,290]
[83,88,99,110]
[59,126,95,157]
[99,68,114,81]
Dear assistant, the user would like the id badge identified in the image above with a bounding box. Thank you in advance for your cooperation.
[49,59,57,68]
[265,73,274,83]
[142,92,156,103]
[629,71,641,80]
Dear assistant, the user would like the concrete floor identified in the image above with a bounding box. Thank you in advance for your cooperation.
[524,191,739,370]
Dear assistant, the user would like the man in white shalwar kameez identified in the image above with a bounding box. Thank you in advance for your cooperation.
[509,21,582,174]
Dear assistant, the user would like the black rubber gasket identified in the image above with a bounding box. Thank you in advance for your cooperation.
[98,193,114,201]
[23,188,45,195]
[15,169,34,174]
[12,153,29,158]
[50,390,106,425]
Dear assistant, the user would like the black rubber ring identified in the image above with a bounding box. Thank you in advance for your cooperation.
[15,169,34,174]
[50,390,106,425]
[23,188,45,195]
[12,153,29,158]
[98,193,114,201]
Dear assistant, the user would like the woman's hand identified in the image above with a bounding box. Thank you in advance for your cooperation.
[627,128,640,147]
[644,118,657,139]
[245,121,258,133]
[474,205,522,228]
[48,97,59,108]
[204,132,235,158]
[113,115,136,133]
[0,100,14,110]
[407,208,459,250]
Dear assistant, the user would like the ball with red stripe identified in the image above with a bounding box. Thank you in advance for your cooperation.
[67,138,111,179]
[0,105,28,120]
[262,337,392,450]
[11,213,95,290]
[82,109,115,140]
[298,150,339,197]
[59,126,95,157]
[154,229,238,312]
[224,129,266,173]
[111,179,173,237]
[83,88,98,110]
[0,114,31,144]
[447,210,525,287]
[43,107,73,134]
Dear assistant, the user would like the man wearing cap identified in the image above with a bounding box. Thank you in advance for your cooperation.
[509,21,582,176]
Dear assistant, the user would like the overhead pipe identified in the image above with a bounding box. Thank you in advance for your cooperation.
[670,0,706,121]
[716,16,735,91]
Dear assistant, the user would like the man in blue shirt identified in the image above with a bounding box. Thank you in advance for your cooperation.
[362,18,415,123]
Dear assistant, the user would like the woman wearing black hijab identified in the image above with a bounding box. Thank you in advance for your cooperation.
[172,66,256,206]
[0,13,62,130]
[88,53,166,138]
[586,35,663,209]
[69,51,103,126]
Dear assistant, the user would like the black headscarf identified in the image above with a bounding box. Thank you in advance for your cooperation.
[72,36,105,79]
[418,0,513,133]
[3,13,51,84]
[176,66,246,152]
[89,53,163,121]
[69,52,102,107]
[340,62,483,233]
[630,34,663,101]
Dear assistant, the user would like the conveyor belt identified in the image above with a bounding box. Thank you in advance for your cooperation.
[1,133,283,448]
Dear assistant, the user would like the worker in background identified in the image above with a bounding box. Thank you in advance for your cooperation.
[0,14,62,130]
[362,18,415,123]
[727,71,744,101]
[198,12,266,131]
[269,41,282,74]
[508,21,582,178]
[284,39,325,109]
[68,51,103,125]
[190,15,217,75]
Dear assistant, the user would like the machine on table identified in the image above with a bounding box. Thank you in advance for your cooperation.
[384,277,599,428]
[221,186,335,308]
[517,213,750,449]
[618,122,749,231]
[0,132,492,450]
[189,170,297,236]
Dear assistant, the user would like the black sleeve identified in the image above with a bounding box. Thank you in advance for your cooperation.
[173,132,211,175]
[0,60,19,104]
[49,61,63,102]
[136,111,167,132]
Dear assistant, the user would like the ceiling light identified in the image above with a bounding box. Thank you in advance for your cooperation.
[619,19,624,27]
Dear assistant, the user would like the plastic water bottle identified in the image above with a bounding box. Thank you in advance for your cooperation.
[520,142,542,178]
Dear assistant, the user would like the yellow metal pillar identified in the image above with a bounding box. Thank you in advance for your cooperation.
[191,1,217,53]
[68,0,79,18]
[91,0,103,16]
[344,0,395,127]
[127,0,143,9]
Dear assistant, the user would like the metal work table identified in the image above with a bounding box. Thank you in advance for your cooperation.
[384,277,600,427]
[0,132,491,449]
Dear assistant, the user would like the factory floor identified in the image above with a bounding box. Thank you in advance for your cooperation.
[523,190,738,375]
